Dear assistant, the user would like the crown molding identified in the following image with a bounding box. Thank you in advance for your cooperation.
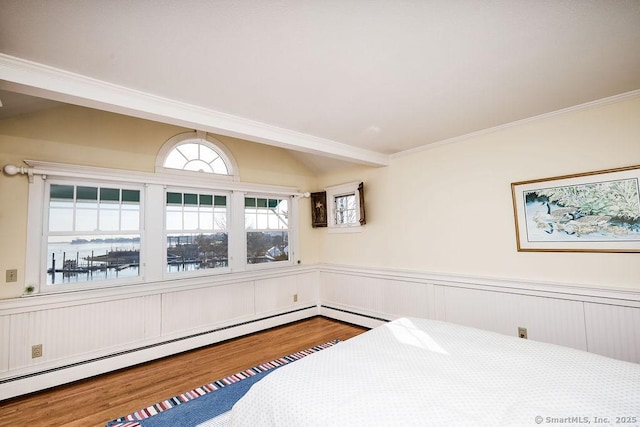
[0,53,389,167]
[392,89,640,159]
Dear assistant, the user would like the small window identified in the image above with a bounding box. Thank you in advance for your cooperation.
[165,190,229,273]
[245,196,290,264]
[335,193,358,225]
[164,142,228,174]
[325,181,366,233]
[156,131,238,180]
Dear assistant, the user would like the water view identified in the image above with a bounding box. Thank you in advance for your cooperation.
[47,239,140,285]
[46,231,286,285]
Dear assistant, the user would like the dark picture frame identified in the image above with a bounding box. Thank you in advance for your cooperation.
[311,191,327,228]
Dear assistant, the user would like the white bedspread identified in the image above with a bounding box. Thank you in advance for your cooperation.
[228,317,640,426]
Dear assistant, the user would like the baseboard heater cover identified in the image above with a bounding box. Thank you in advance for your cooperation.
[320,304,390,323]
[0,305,316,386]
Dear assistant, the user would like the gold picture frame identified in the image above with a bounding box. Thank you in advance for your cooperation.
[511,165,640,252]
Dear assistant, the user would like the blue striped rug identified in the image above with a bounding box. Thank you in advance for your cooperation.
[106,340,339,427]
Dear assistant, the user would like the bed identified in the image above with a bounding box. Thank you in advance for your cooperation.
[226,317,640,426]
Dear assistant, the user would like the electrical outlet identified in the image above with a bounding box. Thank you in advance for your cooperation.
[518,327,528,339]
[32,344,43,359]
[293,294,298,302]
[6,269,17,283]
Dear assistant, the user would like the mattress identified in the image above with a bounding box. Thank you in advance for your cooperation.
[228,317,640,426]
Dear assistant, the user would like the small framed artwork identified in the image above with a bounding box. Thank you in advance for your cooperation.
[511,164,640,252]
[311,191,327,228]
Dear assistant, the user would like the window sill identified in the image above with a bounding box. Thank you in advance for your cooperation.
[328,226,362,234]
[0,264,315,313]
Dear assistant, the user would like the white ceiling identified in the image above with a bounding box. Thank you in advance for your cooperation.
[1,1,639,172]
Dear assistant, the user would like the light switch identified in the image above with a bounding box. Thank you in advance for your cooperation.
[6,269,17,283]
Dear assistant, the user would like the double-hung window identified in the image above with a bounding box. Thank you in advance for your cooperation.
[45,180,142,286]
[165,190,229,274]
[245,196,291,265]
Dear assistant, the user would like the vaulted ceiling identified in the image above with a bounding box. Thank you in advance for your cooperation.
[1,1,639,172]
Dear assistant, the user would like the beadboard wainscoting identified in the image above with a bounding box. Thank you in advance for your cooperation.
[0,267,319,400]
[1,263,639,401]
[318,266,640,363]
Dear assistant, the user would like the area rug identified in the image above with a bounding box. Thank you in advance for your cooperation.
[106,340,340,427]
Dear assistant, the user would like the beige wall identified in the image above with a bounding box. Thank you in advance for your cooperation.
[316,96,640,289]
[2,97,640,297]
[0,105,318,297]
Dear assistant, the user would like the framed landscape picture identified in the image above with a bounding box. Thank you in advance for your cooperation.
[511,165,640,252]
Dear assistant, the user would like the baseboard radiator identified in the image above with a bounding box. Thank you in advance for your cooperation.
[0,305,316,400]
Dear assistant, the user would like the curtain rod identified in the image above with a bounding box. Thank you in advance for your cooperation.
[3,161,308,197]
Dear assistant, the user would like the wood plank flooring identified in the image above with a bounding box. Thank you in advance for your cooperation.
[0,316,368,427]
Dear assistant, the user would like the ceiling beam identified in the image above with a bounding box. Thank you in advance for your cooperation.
[0,53,389,167]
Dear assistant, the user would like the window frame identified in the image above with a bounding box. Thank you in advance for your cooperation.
[244,193,294,269]
[39,177,146,292]
[163,186,232,279]
[325,181,365,233]
[23,159,301,295]
[155,131,239,181]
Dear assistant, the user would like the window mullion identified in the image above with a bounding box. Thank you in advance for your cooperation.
[144,184,165,282]
[228,191,246,272]
[26,177,46,292]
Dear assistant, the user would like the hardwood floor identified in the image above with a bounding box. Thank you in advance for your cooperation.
[0,316,368,427]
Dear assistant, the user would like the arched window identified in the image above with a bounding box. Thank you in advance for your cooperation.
[156,131,238,180]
